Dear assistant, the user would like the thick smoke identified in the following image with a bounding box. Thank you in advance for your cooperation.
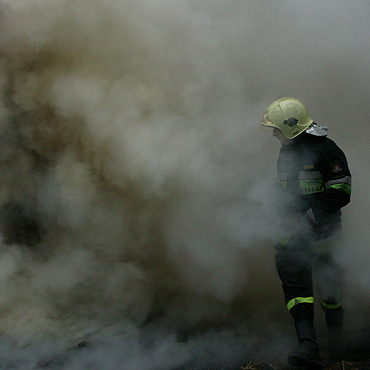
[0,0,369,368]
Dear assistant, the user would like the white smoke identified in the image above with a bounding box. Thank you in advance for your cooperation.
[0,0,369,368]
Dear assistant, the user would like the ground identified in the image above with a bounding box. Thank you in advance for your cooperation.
[241,328,370,370]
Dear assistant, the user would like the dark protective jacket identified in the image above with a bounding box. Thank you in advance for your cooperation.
[276,132,351,229]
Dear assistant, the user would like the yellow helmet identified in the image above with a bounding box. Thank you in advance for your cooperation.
[261,97,313,139]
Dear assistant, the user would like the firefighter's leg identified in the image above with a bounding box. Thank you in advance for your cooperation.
[314,252,344,351]
[275,237,322,368]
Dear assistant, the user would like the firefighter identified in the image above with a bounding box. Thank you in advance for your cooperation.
[260,97,351,368]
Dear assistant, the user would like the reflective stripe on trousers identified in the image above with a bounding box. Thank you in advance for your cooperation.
[287,296,314,311]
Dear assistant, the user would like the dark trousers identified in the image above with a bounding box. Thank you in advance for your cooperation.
[275,234,344,321]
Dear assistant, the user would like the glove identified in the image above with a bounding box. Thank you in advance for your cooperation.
[301,208,319,227]
[276,209,319,247]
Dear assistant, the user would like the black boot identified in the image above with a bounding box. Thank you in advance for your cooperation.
[325,307,344,353]
[288,319,322,368]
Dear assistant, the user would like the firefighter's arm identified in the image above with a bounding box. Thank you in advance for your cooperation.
[310,143,351,224]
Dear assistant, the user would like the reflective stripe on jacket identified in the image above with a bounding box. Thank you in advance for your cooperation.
[277,133,351,225]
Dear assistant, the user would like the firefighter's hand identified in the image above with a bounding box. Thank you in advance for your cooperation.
[276,209,319,247]
[301,208,319,227]
[292,208,317,232]
[295,208,319,238]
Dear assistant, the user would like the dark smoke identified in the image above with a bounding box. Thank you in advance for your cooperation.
[0,0,369,368]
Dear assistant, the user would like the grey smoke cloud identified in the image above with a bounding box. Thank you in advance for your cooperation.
[0,0,369,368]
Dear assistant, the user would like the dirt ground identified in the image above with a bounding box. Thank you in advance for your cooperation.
[240,328,370,370]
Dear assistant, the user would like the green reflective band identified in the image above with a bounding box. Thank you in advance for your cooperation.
[280,181,287,190]
[287,297,314,311]
[320,299,342,310]
[299,170,323,180]
[299,179,324,195]
[312,240,335,254]
[278,237,289,246]
[329,183,351,194]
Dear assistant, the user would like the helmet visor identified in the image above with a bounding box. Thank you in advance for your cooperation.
[261,112,274,126]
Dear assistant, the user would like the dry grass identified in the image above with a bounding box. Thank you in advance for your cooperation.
[239,328,370,370]
[239,357,370,370]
